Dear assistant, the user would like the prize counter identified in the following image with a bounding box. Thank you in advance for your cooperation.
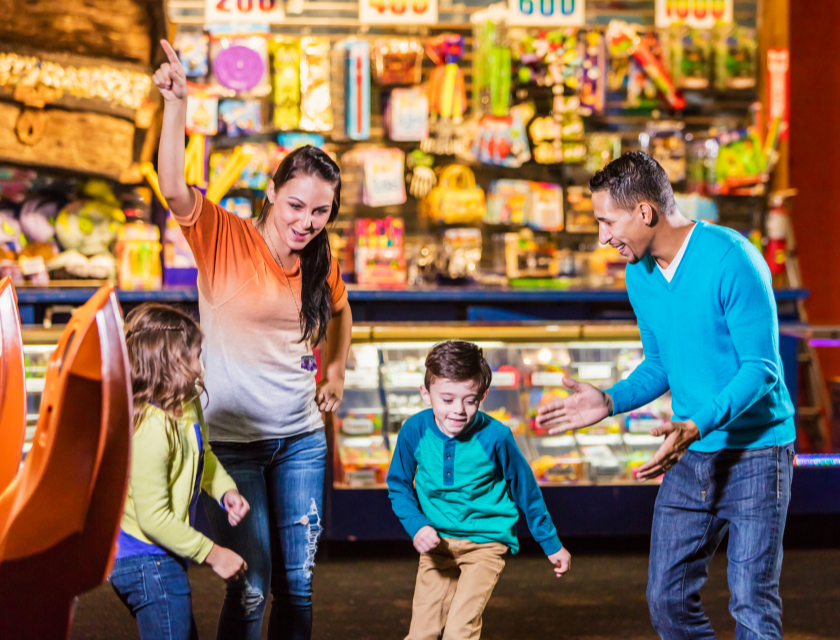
[17,285,840,541]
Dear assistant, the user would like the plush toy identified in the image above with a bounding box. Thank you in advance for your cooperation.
[55,180,125,256]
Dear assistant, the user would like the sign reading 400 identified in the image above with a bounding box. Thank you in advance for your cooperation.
[508,0,585,26]
[205,0,285,23]
[359,0,437,25]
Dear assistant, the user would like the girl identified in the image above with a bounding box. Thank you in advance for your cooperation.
[109,303,251,640]
[152,40,353,640]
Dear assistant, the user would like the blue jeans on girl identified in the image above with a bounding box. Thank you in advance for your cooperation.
[647,443,794,640]
[204,429,327,640]
[109,555,198,640]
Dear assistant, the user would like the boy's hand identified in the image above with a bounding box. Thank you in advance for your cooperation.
[153,40,188,102]
[222,490,251,527]
[413,526,441,554]
[548,547,571,577]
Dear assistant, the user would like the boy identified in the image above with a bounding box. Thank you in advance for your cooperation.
[388,341,571,640]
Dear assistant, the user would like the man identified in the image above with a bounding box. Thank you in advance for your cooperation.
[537,152,795,640]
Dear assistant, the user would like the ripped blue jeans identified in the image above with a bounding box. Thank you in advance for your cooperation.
[204,430,326,640]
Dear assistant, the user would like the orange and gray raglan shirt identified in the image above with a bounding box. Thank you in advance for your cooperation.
[175,189,347,442]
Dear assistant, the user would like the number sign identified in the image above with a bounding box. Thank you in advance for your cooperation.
[508,0,585,27]
[206,0,285,24]
[655,0,733,29]
[359,0,438,26]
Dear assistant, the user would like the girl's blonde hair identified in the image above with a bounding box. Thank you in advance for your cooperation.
[125,303,204,436]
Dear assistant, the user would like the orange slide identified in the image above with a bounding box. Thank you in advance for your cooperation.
[0,285,132,639]
[0,277,26,496]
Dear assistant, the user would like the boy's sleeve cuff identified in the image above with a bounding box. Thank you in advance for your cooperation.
[539,534,563,556]
[405,515,433,540]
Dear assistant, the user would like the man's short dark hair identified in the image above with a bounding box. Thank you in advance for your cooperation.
[589,151,676,216]
[424,341,492,397]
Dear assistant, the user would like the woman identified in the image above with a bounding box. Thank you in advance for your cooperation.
[153,40,353,640]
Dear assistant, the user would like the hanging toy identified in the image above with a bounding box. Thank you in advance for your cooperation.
[270,37,302,131]
[345,40,371,141]
[606,20,685,111]
[511,28,583,93]
[422,35,467,156]
[472,102,533,168]
[406,150,437,199]
[580,30,606,115]
[184,134,208,188]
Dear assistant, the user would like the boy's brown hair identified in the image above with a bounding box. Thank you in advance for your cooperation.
[424,341,493,397]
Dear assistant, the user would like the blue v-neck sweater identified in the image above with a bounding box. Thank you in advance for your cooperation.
[606,221,795,452]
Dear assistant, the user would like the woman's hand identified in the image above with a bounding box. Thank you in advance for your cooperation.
[153,40,188,103]
[316,376,344,413]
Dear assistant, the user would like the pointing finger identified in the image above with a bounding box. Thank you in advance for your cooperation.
[161,39,181,66]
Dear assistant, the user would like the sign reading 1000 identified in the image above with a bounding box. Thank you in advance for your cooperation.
[508,0,585,26]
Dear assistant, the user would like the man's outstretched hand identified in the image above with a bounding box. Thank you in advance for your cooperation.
[535,377,612,435]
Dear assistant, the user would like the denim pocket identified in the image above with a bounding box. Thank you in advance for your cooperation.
[717,444,776,460]
[787,447,795,493]
[109,564,148,610]
[154,557,192,597]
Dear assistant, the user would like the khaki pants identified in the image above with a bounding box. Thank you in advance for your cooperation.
[406,537,507,640]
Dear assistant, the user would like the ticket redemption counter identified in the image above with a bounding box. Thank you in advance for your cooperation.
[16,286,833,541]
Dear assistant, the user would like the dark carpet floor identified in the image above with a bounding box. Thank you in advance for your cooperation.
[69,545,840,640]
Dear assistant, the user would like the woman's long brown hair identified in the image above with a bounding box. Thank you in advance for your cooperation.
[125,303,204,443]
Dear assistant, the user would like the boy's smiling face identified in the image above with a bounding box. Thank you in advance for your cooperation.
[420,377,487,437]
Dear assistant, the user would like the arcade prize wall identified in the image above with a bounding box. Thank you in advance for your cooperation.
[6,0,830,539]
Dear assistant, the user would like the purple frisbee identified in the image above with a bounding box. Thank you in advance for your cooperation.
[214,46,264,92]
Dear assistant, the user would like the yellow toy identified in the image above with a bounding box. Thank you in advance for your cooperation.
[206,146,255,204]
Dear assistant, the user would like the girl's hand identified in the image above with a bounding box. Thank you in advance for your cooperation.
[205,544,247,582]
[222,490,251,527]
[316,376,344,413]
[153,40,188,102]
[548,547,571,577]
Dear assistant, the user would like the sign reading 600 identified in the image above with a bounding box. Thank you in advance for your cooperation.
[508,0,585,26]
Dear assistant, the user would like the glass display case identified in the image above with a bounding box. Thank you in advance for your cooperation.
[331,325,672,489]
[20,329,62,461]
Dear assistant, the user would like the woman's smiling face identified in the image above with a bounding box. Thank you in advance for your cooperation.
[266,174,335,256]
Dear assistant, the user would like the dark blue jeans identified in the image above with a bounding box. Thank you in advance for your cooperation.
[204,429,327,640]
[648,443,794,640]
[109,555,198,640]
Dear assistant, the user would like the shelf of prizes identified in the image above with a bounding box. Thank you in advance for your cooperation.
[2,0,788,313]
